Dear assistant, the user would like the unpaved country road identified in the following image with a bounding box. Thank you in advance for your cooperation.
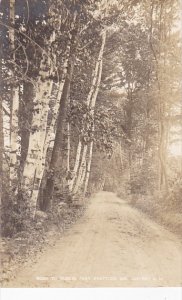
[5,192,182,287]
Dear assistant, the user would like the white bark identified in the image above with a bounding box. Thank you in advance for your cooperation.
[35,78,68,199]
[30,14,78,212]
[23,14,75,215]
[42,55,69,159]
[72,30,106,195]
[69,139,82,191]
[84,140,93,194]
[0,97,4,204]
[22,49,54,219]
[66,122,72,192]
[9,0,20,185]
[73,144,88,194]
[42,11,77,158]
[79,159,87,188]
[28,75,54,211]
[67,121,71,172]
[39,37,72,186]
[23,59,52,179]
[81,55,103,192]
[86,30,106,106]
[89,39,105,110]
[9,0,15,47]
[9,87,19,184]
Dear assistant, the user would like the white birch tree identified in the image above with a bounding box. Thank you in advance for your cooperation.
[9,0,20,186]
[73,30,106,195]
[70,30,106,193]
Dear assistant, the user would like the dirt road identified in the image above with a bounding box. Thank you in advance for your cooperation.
[5,192,182,287]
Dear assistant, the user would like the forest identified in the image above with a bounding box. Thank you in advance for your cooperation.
[0,0,182,284]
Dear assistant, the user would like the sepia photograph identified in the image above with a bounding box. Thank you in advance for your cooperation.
[0,0,182,294]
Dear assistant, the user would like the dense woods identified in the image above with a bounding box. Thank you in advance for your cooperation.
[0,0,181,241]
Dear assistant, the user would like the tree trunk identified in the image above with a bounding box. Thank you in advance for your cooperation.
[19,82,34,173]
[43,55,75,210]
[66,120,72,192]
[72,30,106,195]
[80,160,87,188]
[73,144,88,194]
[81,56,104,194]
[42,47,71,161]
[42,11,79,210]
[28,79,54,213]
[86,31,106,107]
[69,139,82,191]
[89,39,105,110]
[84,140,93,194]
[21,3,67,217]
[9,0,20,186]
[9,87,19,185]
[22,54,54,217]
[67,121,71,172]
[37,54,70,208]
[0,96,4,205]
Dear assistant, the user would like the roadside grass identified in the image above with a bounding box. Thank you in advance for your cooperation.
[0,199,86,285]
[130,194,182,239]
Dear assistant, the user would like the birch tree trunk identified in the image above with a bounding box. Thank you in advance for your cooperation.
[28,76,54,213]
[69,139,82,191]
[89,34,105,110]
[19,82,34,172]
[42,47,71,162]
[22,53,54,216]
[20,2,71,216]
[9,87,19,185]
[42,12,79,210]
[83,140,93,194]
[67,121,71,172]
[0,35,3,203]
[43,50,76,210]
[82,50,105,193]
[0,96,4,204]
[80,60,103,194]
[21,3,67,215]
[66,121,73,193]
[79,160,87,188]
[73,144,88,194]
[71,30,106,194]
[9,0,20,186]
[36,48,71,209]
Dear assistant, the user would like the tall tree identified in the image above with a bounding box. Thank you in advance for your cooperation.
[43,10,79,210]
[9,0,20,186]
